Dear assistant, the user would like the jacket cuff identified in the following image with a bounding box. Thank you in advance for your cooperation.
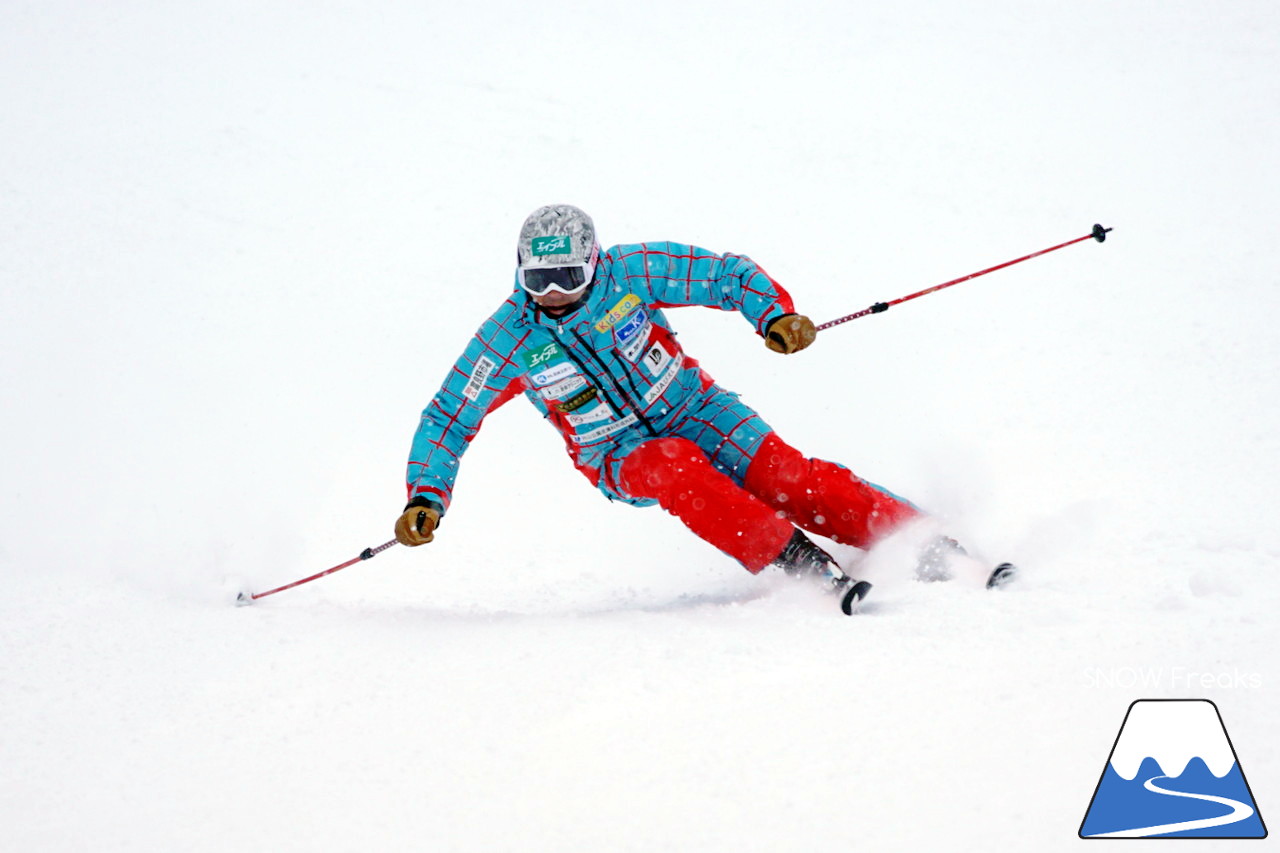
[404,495,445,517]
[757,312,788,335]
[763,312,797,338]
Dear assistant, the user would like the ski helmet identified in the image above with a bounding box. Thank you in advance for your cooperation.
[516,204,600,296]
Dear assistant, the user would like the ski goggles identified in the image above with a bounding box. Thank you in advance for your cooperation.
[518,262,594,296]
[518,241,599,296]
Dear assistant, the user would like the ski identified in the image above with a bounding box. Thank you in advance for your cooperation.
[840,580,874,615]
[987,562,1017,589]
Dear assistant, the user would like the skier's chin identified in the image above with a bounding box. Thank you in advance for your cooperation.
[533,290,586,314]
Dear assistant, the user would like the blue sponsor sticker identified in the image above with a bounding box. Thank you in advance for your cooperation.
[615,309,647,343]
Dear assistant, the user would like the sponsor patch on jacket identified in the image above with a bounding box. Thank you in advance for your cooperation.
[595,293,642,332]
[530,361,576,387]
[574,413,639,444]
[614,309,650,361]
[538,375,587,401]
[462,355,496,400]
[643,349,680,404]
[566,401,613,427]
[641,341,673,378]
[522,342,563,371]
[555,386,599,413]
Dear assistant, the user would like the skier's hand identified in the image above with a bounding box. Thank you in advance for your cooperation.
[764,313,817,354]
[395,498,441,547]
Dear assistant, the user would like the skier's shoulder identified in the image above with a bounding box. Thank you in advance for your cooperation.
[603,241,716,278]
[460,292,536,356]
[605,240,705,260]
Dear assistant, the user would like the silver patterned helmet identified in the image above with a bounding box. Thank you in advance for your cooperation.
[516,204,600,296]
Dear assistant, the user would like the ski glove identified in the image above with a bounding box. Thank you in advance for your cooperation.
[764,313,817,354]
[395,497,442,547]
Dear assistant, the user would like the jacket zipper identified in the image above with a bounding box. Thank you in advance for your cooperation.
[556,326,656,436]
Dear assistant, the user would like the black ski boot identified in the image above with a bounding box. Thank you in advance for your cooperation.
[771,529,872,615]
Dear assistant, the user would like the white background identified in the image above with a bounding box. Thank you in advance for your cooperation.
[2,1,1277,850]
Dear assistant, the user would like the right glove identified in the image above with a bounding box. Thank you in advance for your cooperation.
[395,497,442,547]
[764,313,817,354]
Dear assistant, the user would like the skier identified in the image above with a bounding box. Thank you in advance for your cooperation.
[394,204,1010,614]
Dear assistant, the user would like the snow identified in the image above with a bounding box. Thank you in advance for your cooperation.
[2,2,1278,851]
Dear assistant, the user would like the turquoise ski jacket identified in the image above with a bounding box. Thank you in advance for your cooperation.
[406,241,796,512]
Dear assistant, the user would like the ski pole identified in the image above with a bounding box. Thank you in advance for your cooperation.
[235,539,399,606]
[817,223,1112,332]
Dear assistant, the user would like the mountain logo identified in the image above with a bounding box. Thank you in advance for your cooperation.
[1080,699,1266,839]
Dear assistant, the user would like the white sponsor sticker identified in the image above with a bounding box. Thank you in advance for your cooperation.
[642,342,673,377]
[530,361,576,387]
[620,330,648,362]
[463,355,496,400]
[566,402,614,427]
[538,374,587,400]
[574,413,639,444]
[643,352,681,404]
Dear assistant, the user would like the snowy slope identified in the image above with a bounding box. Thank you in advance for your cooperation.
[2,2,1277,851]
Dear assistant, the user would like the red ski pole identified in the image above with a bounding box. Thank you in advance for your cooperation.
[817,223,1112,332]
[235,539,399,606]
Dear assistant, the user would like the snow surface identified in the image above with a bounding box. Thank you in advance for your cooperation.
[2,2,1278,851]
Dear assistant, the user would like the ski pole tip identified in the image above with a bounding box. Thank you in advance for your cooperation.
[1092,223,1112,243]
[234,590,255,607]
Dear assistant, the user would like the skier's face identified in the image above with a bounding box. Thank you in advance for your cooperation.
[518,242,598,312]
[530,288,586,310]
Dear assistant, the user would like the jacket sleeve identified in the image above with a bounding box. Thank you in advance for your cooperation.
[405,325,523,513]
[611,241,797,336]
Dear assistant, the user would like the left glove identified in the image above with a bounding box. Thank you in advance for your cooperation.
[395,497,442,547]
[764,313,817,354]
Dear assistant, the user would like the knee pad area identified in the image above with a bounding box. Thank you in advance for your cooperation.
[746,436,810,497]
[620,437,712,499]
[744,433,823,509]
[618,435,793,572]
[743,432,920,547]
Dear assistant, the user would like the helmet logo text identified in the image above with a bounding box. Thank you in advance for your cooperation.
[532,235,571,257]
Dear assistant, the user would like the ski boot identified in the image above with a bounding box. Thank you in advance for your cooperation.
[772,529,873,615]
[916,534,1017,589]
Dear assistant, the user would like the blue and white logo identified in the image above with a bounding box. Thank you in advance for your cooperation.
[1080,699,1266,838]
[613,308,650,361]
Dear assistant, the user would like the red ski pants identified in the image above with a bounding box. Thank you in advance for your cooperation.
[617,432,920,572]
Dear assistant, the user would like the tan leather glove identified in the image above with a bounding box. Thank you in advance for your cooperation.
[395,499,442,547]
[764,313,817,354]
